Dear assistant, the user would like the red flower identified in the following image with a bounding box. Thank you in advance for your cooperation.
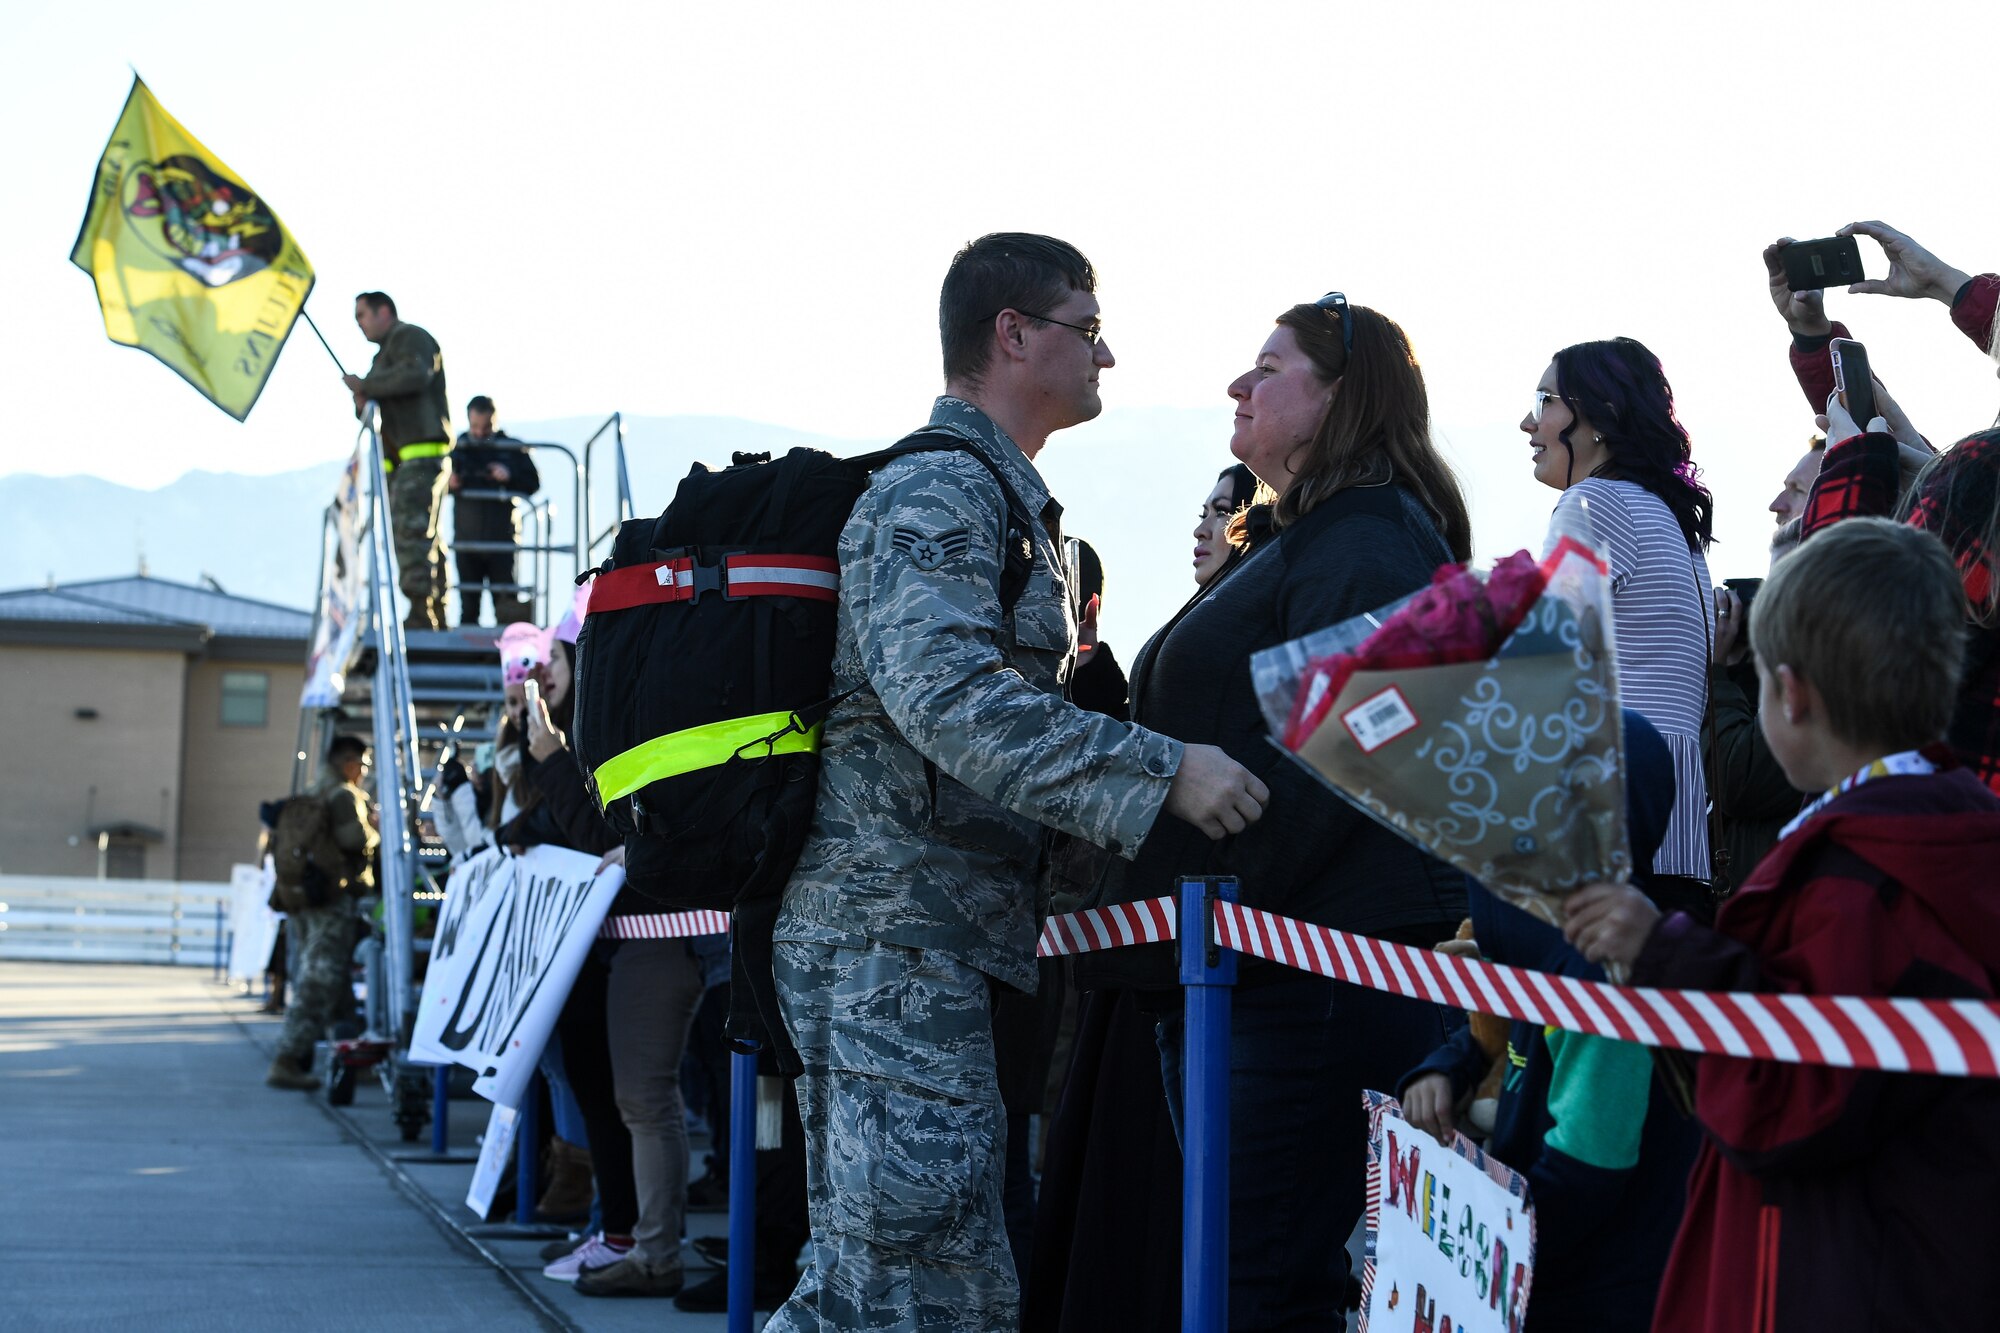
[1284,551,1548,749]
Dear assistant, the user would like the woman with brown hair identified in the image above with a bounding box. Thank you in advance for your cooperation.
[1069,294,1471,1330]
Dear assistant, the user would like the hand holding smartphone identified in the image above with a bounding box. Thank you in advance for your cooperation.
[1830,338,1879,428]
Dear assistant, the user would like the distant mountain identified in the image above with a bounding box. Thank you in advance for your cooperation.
[0,408,1551,651]
[0,465,346,609]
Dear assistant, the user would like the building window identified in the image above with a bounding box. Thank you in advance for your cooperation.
[219,670,270,727]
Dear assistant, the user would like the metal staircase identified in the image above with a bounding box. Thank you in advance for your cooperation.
[294,406,633,1137]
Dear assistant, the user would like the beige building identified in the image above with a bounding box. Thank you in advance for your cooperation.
[0,574,311,883]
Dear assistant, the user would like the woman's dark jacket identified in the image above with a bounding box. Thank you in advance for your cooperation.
[1704,657,1806,892]
[1075,481,1467,994]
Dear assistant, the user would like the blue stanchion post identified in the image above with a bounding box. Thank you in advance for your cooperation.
[515,1072,543,1227]
[431,1064,451,1156]
[1179,875,1237,1333]
[727,1044,760,1333]
[213,901,225,980]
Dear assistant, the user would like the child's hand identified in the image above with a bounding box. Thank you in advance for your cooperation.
[1402,1073,1459,1146]
[1563,882,1662,969]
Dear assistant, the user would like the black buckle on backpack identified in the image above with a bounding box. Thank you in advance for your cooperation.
[686,549,751,603]
[686,559,727,603]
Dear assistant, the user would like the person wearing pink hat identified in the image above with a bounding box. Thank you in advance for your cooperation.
[494,586,715,1298]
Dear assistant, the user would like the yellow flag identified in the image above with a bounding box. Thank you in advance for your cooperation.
[70,77,314,421]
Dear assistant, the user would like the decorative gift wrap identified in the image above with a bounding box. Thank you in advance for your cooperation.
[1291,593,1628,928]
[1253,526,1630,931]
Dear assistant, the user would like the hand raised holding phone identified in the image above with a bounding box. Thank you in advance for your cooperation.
[1840,221,1974,305]
[523,678,566,761]
[1763,237,1834,337]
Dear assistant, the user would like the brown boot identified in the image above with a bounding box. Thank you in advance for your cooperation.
[535,1136,594,1223]
[266,1056,320,1091]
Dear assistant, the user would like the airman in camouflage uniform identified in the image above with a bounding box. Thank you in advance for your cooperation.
[268,737,379,1090]
[344,292,452,631]
[771,236,1266,1332]
[771,397,1184,1329]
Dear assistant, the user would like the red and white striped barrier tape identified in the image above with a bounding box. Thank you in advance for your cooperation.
[599,910,732,941]
[1033,896,2000,1077]
[1212,900,2000,1078]
[1036,895,1178,957]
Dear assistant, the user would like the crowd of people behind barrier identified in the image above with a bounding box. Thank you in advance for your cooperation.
[279,222,2000,1332]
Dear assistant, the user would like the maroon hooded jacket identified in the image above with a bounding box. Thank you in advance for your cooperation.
[1631,764,2000,1332]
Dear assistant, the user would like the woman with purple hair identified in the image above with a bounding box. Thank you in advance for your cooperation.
[1522,337,1718,919]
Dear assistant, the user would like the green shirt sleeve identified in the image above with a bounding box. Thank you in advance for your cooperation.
[1543,1027,1652,1170]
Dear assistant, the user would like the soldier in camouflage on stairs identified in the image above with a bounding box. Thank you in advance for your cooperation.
[343,291,452,631]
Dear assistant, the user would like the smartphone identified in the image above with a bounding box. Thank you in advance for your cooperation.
[1782,235,1865,292]
[1829,338,1878,427]
[523,678,541,713]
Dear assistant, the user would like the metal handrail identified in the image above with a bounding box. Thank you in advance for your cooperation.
[293,501,339,794]
[359,401,421,1040]
[581,411,634,565]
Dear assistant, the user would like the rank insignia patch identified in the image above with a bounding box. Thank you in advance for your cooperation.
[891,527,971,572]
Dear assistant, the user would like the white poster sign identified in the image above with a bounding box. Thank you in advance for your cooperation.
[410,848,514,1065]
[1360,1091,1536,1333]
[302,445,369,708]
[464,1102,519,1220]
[407,843,622,1108]
[225,859,280,984]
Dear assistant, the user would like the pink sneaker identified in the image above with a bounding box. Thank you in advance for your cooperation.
[542,1232,632,1282]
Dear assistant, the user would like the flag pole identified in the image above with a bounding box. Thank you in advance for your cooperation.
[301,309,350,377]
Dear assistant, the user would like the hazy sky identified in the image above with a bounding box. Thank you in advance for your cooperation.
[7,0,2000,597]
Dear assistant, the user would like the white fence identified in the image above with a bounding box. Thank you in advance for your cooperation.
[0,875,235,968]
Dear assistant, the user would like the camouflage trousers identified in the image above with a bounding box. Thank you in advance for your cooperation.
[388,454,449,629]
[275,904,354,1064]
[767,935,1017,1333]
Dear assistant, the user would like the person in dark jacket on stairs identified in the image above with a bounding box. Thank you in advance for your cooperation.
[451,395,540,627]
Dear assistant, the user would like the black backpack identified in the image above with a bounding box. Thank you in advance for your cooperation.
[570,431,1033,1065]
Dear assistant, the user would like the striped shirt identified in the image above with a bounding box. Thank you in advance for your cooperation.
[1546,479,1713,878]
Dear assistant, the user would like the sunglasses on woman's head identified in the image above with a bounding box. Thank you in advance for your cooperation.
[1315,291,1353,358]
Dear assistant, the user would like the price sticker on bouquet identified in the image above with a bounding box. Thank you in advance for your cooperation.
[1342,686,1420,753]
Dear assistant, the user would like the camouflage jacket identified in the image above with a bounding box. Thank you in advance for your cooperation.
[357,321,451,457]
[776,397,1182,992]
[311,770,379,892]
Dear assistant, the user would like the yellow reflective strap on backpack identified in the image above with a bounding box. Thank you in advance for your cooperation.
[594,710,823,804]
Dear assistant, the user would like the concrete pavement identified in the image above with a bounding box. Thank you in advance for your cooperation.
[0,962,743,1331]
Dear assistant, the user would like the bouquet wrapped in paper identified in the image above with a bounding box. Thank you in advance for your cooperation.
[1251,511,1629,930]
